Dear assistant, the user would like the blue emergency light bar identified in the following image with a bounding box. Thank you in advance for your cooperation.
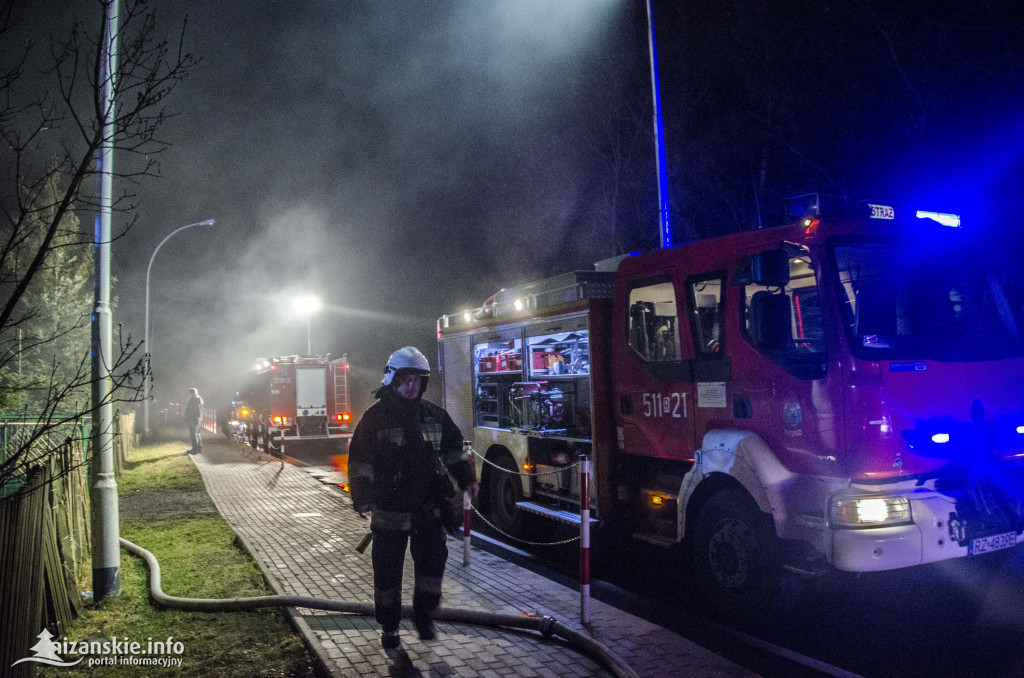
[915,210,961,228]
[787,193,962,227]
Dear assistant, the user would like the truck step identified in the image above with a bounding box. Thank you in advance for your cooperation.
[515,502,598,525]
[783,558,831,577]
[631,532,677,548]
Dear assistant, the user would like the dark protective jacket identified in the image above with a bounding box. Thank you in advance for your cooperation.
[184,395,203,422]
[348,387,473,531]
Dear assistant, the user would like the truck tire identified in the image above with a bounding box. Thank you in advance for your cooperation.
[487,454,525,537]
[691,489,800,621]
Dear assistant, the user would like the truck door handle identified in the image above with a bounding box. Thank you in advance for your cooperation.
[620,395,633,415]
[733,394,753,419]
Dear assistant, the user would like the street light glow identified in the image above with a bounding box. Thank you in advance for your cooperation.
[293,295,322,316]
[293,294,322,353]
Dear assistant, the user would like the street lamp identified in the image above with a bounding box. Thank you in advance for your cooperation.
[143,219,215,437]
[293,294,321,354]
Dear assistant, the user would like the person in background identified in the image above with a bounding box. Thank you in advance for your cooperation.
[348,346,479,650]
[185,387,203,454]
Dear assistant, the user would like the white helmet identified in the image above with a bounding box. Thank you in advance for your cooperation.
[382,346,430,385]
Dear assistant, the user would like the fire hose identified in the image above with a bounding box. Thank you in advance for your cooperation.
[120,538,639,678]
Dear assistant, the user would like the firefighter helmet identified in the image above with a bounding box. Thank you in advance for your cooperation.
[382,346,430,385]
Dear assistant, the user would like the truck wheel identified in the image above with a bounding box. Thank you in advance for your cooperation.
[691,490,800,621]
[487,455,525,537]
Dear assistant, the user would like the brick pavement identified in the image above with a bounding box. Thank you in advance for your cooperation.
[189,436,756,677]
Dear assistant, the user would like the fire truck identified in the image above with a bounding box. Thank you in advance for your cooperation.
[240,354,352,456]
[437,196,1024,616]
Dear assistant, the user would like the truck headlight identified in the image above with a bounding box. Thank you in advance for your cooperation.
[829,495,911,528]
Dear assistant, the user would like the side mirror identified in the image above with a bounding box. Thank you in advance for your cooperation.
[751,249,790,287]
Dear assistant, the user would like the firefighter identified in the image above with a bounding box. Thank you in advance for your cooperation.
[349,346,479,649]
[184,388,203,454]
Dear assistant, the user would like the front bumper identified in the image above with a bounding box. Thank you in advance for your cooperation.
[831,489,1023,571]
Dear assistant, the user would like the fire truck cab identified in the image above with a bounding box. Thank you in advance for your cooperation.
[438,196,1024,615]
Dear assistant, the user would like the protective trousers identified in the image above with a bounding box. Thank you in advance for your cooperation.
[371,517,448,632]
[188,419,202,452]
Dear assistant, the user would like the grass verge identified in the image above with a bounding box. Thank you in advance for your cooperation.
[41,441,318,677]
[116,441,206,494]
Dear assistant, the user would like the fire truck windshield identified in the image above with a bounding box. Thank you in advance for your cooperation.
[832,241,1024,361]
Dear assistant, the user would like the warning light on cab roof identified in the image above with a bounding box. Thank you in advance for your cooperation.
[915,210,961,228]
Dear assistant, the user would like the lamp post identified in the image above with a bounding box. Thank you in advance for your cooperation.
[293,295,321,354]
[143,219,215,437]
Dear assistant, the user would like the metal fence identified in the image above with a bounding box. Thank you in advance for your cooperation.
[0,414,92,499]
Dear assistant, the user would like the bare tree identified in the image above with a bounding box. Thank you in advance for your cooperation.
[0,0,198,494]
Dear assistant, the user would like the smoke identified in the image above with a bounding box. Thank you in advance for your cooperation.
[112,1,630,415]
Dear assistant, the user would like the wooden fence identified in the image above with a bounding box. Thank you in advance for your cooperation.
[0,411,135,677]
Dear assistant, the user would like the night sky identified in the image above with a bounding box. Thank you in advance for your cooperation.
[10,1,1024,419]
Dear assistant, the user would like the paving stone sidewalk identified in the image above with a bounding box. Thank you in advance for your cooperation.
[190,436,756,678]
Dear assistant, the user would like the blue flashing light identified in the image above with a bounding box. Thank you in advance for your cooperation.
[915,210,961,228]
[931,433,951,444]
[1017,426,1024,435]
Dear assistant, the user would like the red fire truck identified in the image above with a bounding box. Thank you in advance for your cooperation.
[240,354,352,456]
[437,196,1024,616]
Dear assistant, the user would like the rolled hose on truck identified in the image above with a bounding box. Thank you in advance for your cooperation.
[120,538,639,678]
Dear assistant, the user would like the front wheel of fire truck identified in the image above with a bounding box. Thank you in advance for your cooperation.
[486,453,525,537]
[691,490,801,622]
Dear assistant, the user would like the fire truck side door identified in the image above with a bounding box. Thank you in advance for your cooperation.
[686,272,734,437]
[615,274,698,462]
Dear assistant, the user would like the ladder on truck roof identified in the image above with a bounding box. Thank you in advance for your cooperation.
[332,355,349,415]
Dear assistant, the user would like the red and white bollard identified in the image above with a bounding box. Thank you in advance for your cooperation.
[463,489,472,566]
[580,453,591,625]
[463,441,473,566]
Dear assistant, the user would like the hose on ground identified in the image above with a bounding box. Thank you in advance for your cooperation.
[120,538,638,678]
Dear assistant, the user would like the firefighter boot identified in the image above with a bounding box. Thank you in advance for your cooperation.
[415,616,436,641]
[381,627,400,650]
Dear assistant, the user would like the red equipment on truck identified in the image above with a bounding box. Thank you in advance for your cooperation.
[437,195,1024,617]
[241,354,352,457]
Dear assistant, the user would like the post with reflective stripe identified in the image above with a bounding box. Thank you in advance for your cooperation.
[463,441,473,566]
[463,489,472,566]
[580,453,591,624]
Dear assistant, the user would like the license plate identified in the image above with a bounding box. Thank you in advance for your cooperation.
[969,531,1018,556]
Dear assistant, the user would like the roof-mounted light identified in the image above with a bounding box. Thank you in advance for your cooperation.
[915,210,961,228]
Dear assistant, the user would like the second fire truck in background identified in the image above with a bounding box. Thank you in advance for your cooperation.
[237,354,352,459]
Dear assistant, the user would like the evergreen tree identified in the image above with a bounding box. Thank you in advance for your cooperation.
[0,172,93,413]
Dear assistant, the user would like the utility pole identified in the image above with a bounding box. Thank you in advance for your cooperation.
[646,0,672,249]
[90,0,120,600]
